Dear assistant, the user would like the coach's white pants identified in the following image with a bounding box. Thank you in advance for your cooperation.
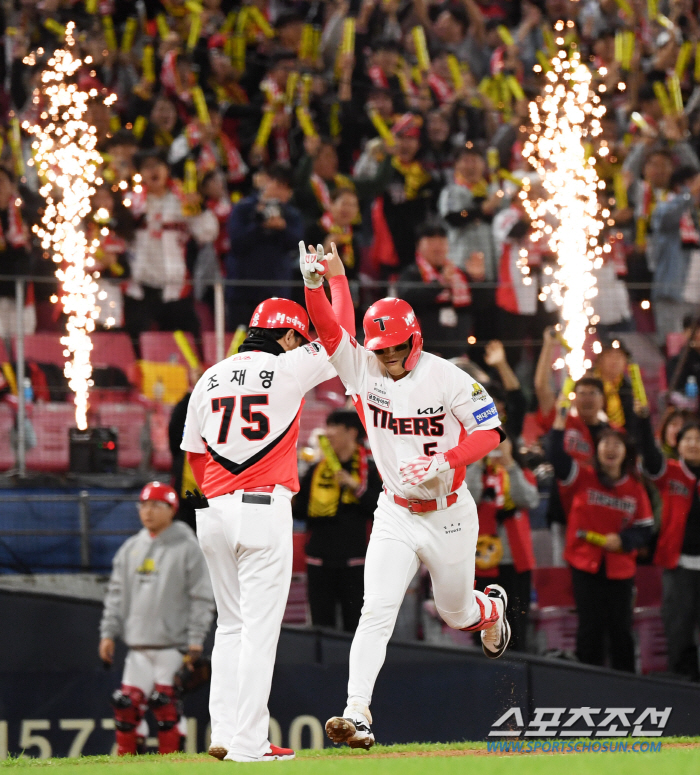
[122,648,183,693]
[196,489,293,760]
[346,489,484,710]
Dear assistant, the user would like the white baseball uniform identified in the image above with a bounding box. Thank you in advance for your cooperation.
[316,324,502,711]
[181,343,335,759]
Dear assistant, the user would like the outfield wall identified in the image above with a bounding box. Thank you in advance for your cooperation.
[0,590,698,757]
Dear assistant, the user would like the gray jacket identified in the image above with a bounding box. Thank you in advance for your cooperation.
[649,190,698,303]
[100,521,215,648]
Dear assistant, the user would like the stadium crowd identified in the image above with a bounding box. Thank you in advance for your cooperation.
[2,0,700,681]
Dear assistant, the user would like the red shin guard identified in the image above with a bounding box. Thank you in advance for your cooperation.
[150,684,182,754]
[112,685,146,756]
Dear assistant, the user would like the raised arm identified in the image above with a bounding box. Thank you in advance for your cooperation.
[325,242,356,337]
[534,327,558,417]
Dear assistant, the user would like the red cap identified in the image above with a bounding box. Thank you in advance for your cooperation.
[140,481,179,510]
[249,298,311,340]
[392,113,423,139]
[363,298,423,371]
[208,33,227,50]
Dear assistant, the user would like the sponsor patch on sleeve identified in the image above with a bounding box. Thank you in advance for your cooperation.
[471,382,488,401]
[473,402,498,425]
[303,342,322,356]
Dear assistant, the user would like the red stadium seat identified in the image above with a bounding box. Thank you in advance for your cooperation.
[15,333,66,368]
[666,333,687,358]
[95,404,146,469]
[202,331,234,365]
[90,332,137,372]
[634,607,667,674]
[635,565,662,608]
[298,399,330,447]
[25,403,76,472]
[532,567,575,607]
[282,573,309,625]
[315,377,346,408]
[0,404,14,470]
[292,531,308,573]
[140,332,198,366]
[151,404,173,471]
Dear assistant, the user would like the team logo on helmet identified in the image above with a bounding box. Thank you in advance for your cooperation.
[373,316,390,332]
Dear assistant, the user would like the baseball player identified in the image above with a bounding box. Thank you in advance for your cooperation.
[300,245,510,750]
[181,254,355,762]
[99,482,215,756]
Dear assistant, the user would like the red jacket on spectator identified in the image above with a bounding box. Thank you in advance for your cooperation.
[562,462,654,579]
[649,458,699,569]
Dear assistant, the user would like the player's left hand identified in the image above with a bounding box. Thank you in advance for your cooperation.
[399,453,450,486]
[299,241,327,288]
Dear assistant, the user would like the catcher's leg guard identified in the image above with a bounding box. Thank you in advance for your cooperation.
[111,686,146,756]
[459,590,500,632]
[149,685,183,754]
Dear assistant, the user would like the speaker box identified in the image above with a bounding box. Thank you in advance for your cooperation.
[69,427,118,473]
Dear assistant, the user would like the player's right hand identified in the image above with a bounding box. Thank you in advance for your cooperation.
[299,241,327,289]
[99,637,115,665]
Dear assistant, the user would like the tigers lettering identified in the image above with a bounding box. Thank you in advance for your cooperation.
[367,404,445,436]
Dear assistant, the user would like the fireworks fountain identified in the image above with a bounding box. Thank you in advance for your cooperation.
[521,23,606,380]
[25,23,106,430]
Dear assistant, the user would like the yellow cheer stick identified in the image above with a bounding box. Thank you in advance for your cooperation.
[248,7,275,38]
[285,71,299,106]
[342,18,356,55]
[156,14,170,40]
[142,45,155,82]
[368,109,395,147]
[497,25,514,46]
[576,530,609,549]
[221,10,237,33]
[299,24,313,59]
[121,17,138,54]
[695,43,700,83]
[192,86,211,126]
[102,16,117,51]
[183,159,198,194]
[254,108,275,150]
[628,363,648,408]
[630,111,652,133]
[133,116,148,139]
[227,325,248,357]
[296,106,318,138]
[613,0,634,17]
[536,50,552,72]
[318,435,342,473]
[676,41,693,78]
[412,26,430,72]
[667,74,683,115]
[86,0,98,13]
[507,75,524,99]
[173,330,201,370]
[613,172,628,210]
[44,18,66,39]
[653,81,673,116]
[187,13,202,51]
[447,55,463,90]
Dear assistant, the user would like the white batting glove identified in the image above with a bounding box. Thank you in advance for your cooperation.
[399,453,450,486]
[299,241,327,289]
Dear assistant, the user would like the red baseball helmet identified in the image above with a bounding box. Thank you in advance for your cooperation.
[140,481,179,510]
[363,298,423,371]
[249,298,311,340]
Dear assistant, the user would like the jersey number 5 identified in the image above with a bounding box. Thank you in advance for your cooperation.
[211,395,270,443]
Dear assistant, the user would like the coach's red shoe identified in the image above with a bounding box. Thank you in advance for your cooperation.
[225,744,295,762]
[263,745,295,760]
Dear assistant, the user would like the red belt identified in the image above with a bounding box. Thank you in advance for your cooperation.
[226,485,276,496]
[385,488,458,514]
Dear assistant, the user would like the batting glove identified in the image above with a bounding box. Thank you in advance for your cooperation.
[299,241,327,289]
[399,453,451,486]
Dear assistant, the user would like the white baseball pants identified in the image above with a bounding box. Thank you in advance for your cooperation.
[346,489,485,710]
[196,488,293,760]
[122,648,183,693]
